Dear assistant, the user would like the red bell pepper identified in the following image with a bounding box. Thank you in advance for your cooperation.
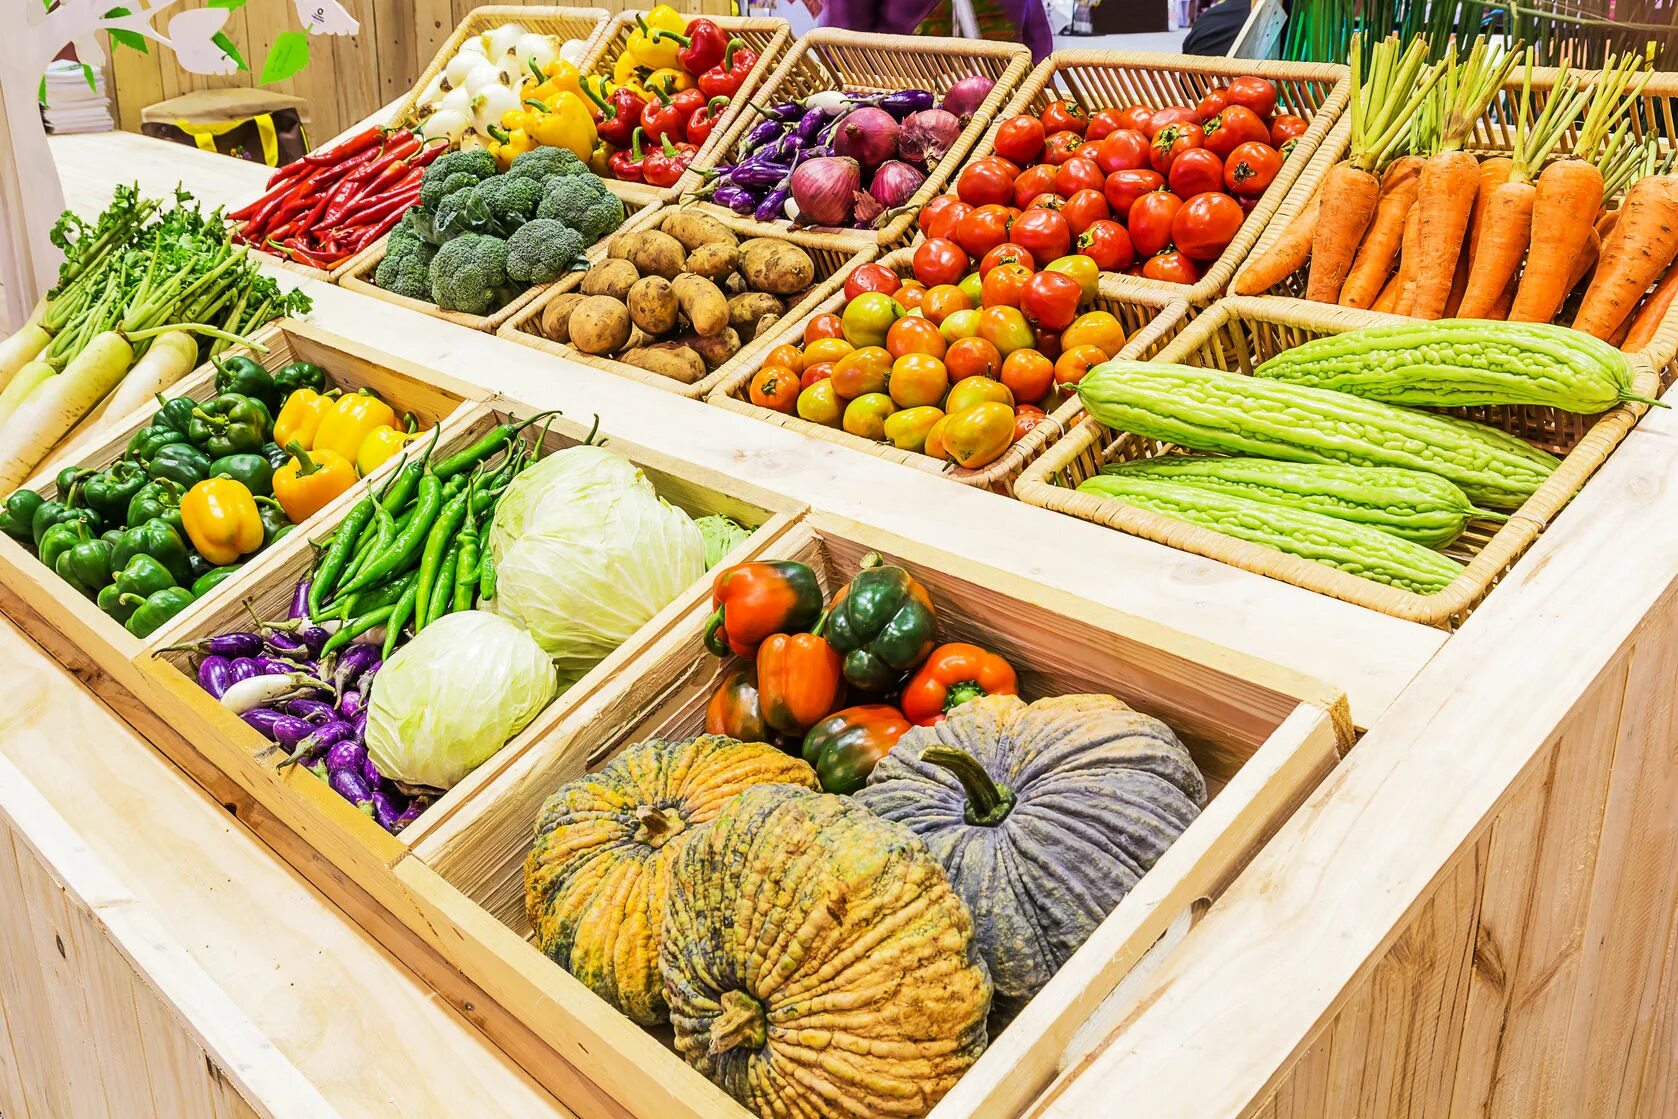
[640,86,688,145]
[608,128,648,183]
[584,83,646,148]
[704,560,824,657]
[756,632,845,736]
[697,39,756,100]
[685,96,730,148]
[676,18,728,75]
[643,135,698,188]
[900,643,1019,725]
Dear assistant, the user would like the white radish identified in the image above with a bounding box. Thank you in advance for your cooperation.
[0,323,51,391]
[100,329,199,422]
[0,330,133,491]
[0,361,54,429]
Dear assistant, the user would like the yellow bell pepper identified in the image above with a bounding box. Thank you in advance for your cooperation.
[613,51,648,90]
[487,122,538,170]
[271,388,337,451]
[313,391,400,463]
[181,478,265,566]
[588,140,614,176]
[274,444,358,523]
[626,5,687,70]
[518,92,598,160]
[581,73,615,102]
[356,426,421,476]
[644,68,694,97]
[521,58,584,103]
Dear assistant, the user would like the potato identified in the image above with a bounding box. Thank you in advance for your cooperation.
[740,240,815,295]
[627,275,679,336]
[672,274,729,337]
[628,230,687,279]
[728,292,784,336]
[620,342,706,383]
[539,292,586,343]
[568,295,632,355]
[662,210,738,251]
[581,258,640,300]
[607,231,644,262]
[681,328,742,371]
[685,242,739,281]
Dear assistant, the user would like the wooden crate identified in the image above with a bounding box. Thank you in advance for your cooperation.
[578,12,792,207]
[338,197,664,332]
[395,511,1351,1119]
[1232,67,1678,367]
[693,29,1033,251]
[498,212,875,398]
[707,249,1192,493]
[961,50,1350,306]
[1013,295,1661,629]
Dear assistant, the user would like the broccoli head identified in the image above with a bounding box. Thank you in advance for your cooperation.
[505,219,588,285]
[421,170,482,211]
[422,148,497,202]
[428,233,516,315]
[575,192,627,245]
[507,146,587,183]
[375,231,438,302]
[475,174,543,227]
[535,174,615,229]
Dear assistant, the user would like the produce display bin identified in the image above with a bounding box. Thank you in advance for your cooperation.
[394,512,1350,1119]
[708,249,1192,493]
[337,196,663,332]
[958,50,1350,306]
[1013,294,1661,629]
[497,214,876,398]
[694,29,1033,252]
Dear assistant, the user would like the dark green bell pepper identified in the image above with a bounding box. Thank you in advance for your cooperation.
[126,479,187,533]
[213,355,278,410]
[152,394,199,437]
[255,496,291,547]
[801,705,912,795]
[0,490,43,542]
[111,518,192,585]
[101,528,125,548]
[31,500,96,548]
[56,465,92,497]
[112,553,177,600]
[39,519,92,574]
[191,565,241,597]
[82,460,150,520]
[55,537,113,597]
[147,442,213,487]
[130,425,190,462]
[186,551,212,582]
[97,583,140,625]
[272,360,326,401]
[209,452,274,496]
[189,393,271,457]
[823,552,938,691]
[124,586,196,638]
[259,441,291,470]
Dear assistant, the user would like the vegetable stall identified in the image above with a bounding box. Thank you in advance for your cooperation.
[4,21,1678,1119]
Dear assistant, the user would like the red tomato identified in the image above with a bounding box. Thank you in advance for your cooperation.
[1077,219,1135,271]
[981,261,1034,308]
[1084,108,1128,142]
[978,242,1034,275]
[1042,131,1085,165]
[1146,106,1200,138]
[801,362,835,389]
[913,238,970,287]
[955,204,1014,259]
[1202,105,1270,159]
[1040,99,1088,136]
[1142,250,1201,285]
[1019,270,1083,331]
[1013,404,1048,441]
[1226,76,1278,119]
[1128,191,1183,258]
[993,115,1046,166]
[919,195,971,242]
[956,157,1020,207]
[1024,192,1066,212]
[1061,188,1111,236]
[1009,208,1072,268]
[1149,123,1204,175]
[1102,168,1165,220]
[1195,87,1232,120]
[844,262,903,302]
[1011,164,1059,209]
[1054,157,1105,198]
[1093,130,1150,174]
[1225,141,1283,196]
[1167,148,1224,198]
[1271,113,1309,146]
[1171,192,1245,262]
[1053,343,1109,386]
[1116,105,1154,133]
[1032,325,1064,361]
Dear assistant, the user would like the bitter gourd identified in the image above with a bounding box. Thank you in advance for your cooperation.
[1076,362,1559,509]
[1253,320,1654,413]
[1101,457,1505,546]
[1076,474,1466,595]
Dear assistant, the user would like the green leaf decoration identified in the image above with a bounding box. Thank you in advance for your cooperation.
[260,30,310,85]
[37,75,45,106]
[208,0,249,8]
[213,31,248,72]
[81,62,97,91]
[103,8,150,52]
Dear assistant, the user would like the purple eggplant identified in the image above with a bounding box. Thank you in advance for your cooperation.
[757,101,803,123]
[350,709,368,742]
[363,755,382,785]
[253,655,307,677]
[283,696,337,723]
[732,161,792,190]
[371,789,404,831]
[744,117,787,148]
[241,707,287,738]
[711,182,760,214]
[333,643,381,694]
[290,579,310,620]
[328,768,374,813]
[755,186,792,222]
[264,630,310,658]
[228,657,262,683]
[324,740,368,774]
[878,89,935,118]
[338,688,366,720]
[165,632,264,659]
[391,797,431,833]
[277,719,355,769]
[794,107,830,144]
[198,655,234,698]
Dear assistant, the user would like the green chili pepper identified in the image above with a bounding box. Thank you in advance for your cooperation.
[321,603,398,657]
[146,442,213,487]
[335,473,443,597]
[420,541,460,631]
[209,452,274,496]
[357,569,418,613]
[39,519,92,574]
[82,460,150,520]
[110,518,192,585]
[189,393,271,457]
[478,544,496,601]
[0,489,43,542]
[412,485,471,630]
[191,565,241,597]
[213,355,278,410]
[431,410,558,479]
[453,523,480,613]
[55,536,114,597]
[126,478,187,534]
[383,581,420,659]
[124,586,197,638]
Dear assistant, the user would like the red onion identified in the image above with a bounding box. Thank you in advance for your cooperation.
[869,160,926,208]
[790,157,862,227]
[941,75,996,121]
[898,109,962,169]
[832,107,900,169]
[853,191,885,225]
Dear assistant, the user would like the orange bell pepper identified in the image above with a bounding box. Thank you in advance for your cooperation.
[900,643,1019,726]
[273,442,358,523]
[756,632,845,736]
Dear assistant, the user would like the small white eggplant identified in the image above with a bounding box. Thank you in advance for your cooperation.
[420,108,469,144]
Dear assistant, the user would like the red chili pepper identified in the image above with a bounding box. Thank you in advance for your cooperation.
[685,95,731,149]
[643,134,697,188]
[640,86,687,145]
[608,127,648,183]
[301,125,384,169]
[697,40,756,100]
[584,83,645,148]
[675,18,728,74]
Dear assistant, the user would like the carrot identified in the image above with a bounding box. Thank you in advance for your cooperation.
[1487,273,1519,320]
[1307,163,1382,301]
[1574,175,1678,340]
[1510,161,1605,322]
[1459,180,1537,317]
[1372,271,1404,312]
[1567,227,1604,296]
[1465,155,1515,266]
[1394,205,1424,316]
[1410,150,1483,318]
[1339,157,1421,308]
[1621,265,1678,352]
[1444,248,1474,317]
[1235,191,1320,295]
[1597,208,1620,242]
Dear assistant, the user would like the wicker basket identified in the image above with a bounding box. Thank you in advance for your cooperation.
[707,249,1191,494]
[497,212,873,398]
[579,12,791,208]
[960,50,1350,306]
[1014,294,1659,628]
[1232,66,1678,369]
[692,29,1033,253]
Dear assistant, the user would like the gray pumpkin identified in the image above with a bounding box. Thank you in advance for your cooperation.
[855,693,1206,1015]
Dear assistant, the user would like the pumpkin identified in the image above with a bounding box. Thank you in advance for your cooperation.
[855,694,1206,1015]
[661,784,992,1119]
[524,735,817,1025]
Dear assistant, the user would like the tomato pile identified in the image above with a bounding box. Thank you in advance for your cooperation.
[746,246,1129,470]
[925,77,1304,286]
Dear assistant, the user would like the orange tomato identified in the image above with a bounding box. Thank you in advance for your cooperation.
[981,262,1034,309]
[803,337,856,367]
[889,353,950,408]
[1060,310,1127,357]
[883,405,945,451]
[796,380,842,427]
[801,361,836,389]
[895,280,928,311]
[886,316,948,360]
[831,346,892,399]
[945,375,1014,414]
[921,284,974,325]
[977,305,1034,355]
[1044,254,1101,302]
[1054,343,1109,386]
[945,336,1002,381]
[939,308,981,341]
[943,402,1016,468]
[804,313,845,343]
[923,414,953,461]
[765,343,805,373]
[1000,349,1054,404]
[843,393,898,440]
[748,365,800,413]
[1013,402,1047,442]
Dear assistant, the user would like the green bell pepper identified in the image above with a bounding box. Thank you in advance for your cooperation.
[152,394,199,438]
[213,355,278,410]
[111,518,192,585]
[56,465,92,497]
[31,500,96,548]
[260,441,291,470]
[272,360,326,401]
[100,528,125,548]
[209,452,274,496]
[189,393,271,457]
[55,537,114,597]
[147,442,213,487]
[800,705,912,795]
[823,552,938,691]
[125,479,187,533]
[124,586,196,638]
[0,490,43,542]
[97,583,139,625]
[256,496,291,547]
[82,460,150,520]
[186,551,212,582]
[112,553,177,600]
[130,425,191,462]
[39,519,92,574]
[191,565,240,597]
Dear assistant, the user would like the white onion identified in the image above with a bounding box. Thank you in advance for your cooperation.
[443,52,480,89]
[420,109,469,144]
[515,33,559,73]
[462,61,506,95]
[470,83,520,131]
[485,23,525,60]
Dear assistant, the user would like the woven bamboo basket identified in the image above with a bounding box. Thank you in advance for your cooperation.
[579,12,791,208]
[692,29,1033,252]
[497,211,873,398]
[1232,66,1678,369]
[707,249,1192,494]
[338,196,662,331]
[1013,294,1659,629]
[960,50,1350,306]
